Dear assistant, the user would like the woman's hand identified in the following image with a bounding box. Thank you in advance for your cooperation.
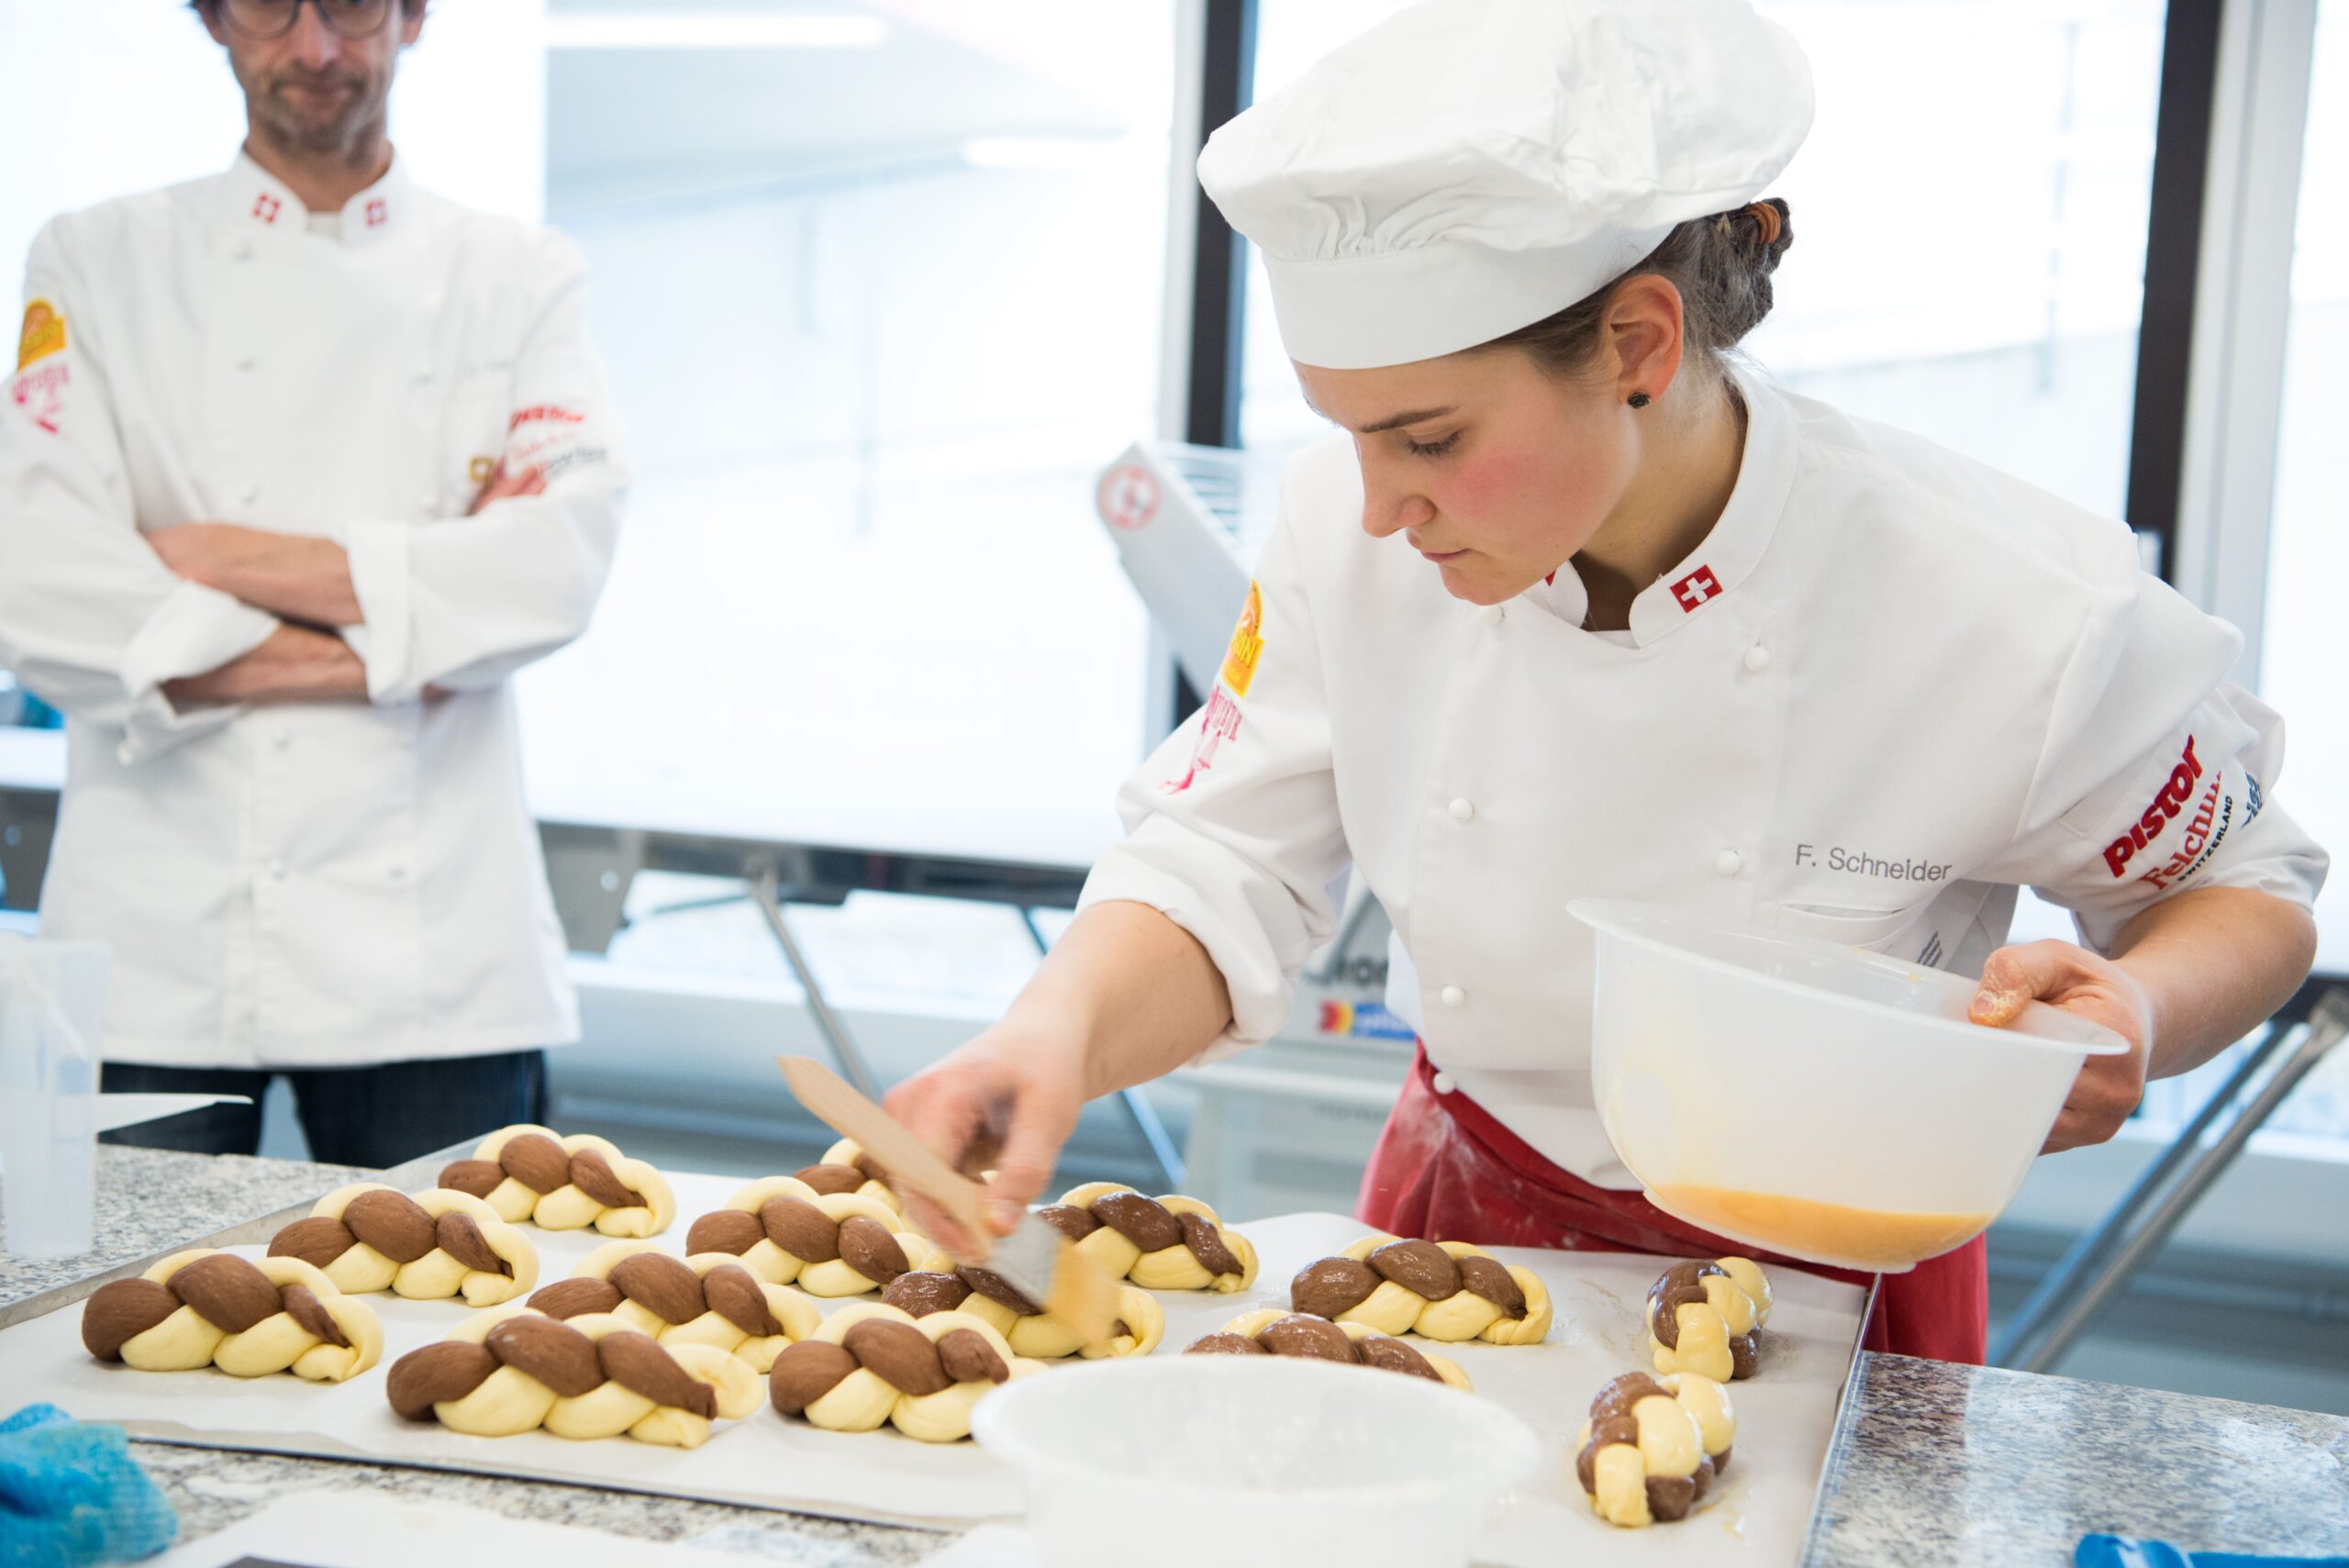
[878,900,1234,1257]
[883,1020,1089,1256]
[1969,939,2154,1153]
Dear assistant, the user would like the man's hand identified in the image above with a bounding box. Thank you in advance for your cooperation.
[161,623,369,708]
[147,523,361,628]
[470,460,544,516]
[1970,939,2154,1153]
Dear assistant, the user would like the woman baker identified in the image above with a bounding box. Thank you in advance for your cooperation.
[886,0,2324,1361]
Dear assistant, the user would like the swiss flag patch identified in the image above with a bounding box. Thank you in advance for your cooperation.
[1670,565,1723,612]
[251,194,281,225]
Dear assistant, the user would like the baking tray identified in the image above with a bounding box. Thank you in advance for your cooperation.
[0,1168,1871,1565]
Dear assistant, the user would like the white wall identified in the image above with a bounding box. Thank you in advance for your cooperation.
[0,0,545,301]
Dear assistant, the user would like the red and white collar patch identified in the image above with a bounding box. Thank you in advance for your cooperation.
[1669,565,1723,612]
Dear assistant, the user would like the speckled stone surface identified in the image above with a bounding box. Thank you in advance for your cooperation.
[0,1146,373,1309]
[132,1444,941,1566]
[1802,1353,2349,1564]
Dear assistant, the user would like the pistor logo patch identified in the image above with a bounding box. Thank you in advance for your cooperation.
[1220,579,1264,698]
[17,300,64,371]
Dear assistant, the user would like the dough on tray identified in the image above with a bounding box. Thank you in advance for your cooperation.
[385,1302,763,1447]
[437,1125,674,1239]
[682,1177,930,1296]
[1186,1308,1473,1391]
[82,1249,382,1382]
[785,1139,907,1221]
[768,1301,1045,1443]
[1036,1184,1257,1293]
[1574,1370,1737,1528]
[1287,1234,1552,1344]
[1646,1257,1772,1381]
[267,1184,537,1306]
[885,1259,1163,1360]
[525,1240,820,1372]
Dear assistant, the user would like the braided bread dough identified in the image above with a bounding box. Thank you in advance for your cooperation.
[1189,1308,1473,1392]
[1044,1183,1257,1293]
[525,1241,818,1372]
[786,1139,906,1219]
[891,1254,1163,1360]
[386,1303,762,1447]
[1575,1371,1737,1528]
[1647,1258,1772,1381]
[81,1250,381,1382]
[1289,1234,1552,1344]
[683,1177,928,1296]
[768,1301,1044,1442]
[268,1184,538,1305]
[439,1125,674,1238]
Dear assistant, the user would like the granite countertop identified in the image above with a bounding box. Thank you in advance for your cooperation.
[7,1147,2348,1566]
[1804,1353,2349,1564]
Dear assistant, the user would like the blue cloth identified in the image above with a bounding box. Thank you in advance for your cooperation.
[0,1405,176,1568]
[2078,1535,2349,1568]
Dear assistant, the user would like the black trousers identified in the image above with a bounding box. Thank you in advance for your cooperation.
[99,1050,549,1170]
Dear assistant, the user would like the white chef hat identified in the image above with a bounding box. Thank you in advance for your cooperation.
[1198,0,1814,370]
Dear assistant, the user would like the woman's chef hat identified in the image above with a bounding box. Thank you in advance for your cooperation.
[1198,0,1813,370]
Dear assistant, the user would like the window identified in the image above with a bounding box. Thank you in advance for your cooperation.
[1237,0,2165,528]
[2254,0,2348,1139]
[521,1,1178,868]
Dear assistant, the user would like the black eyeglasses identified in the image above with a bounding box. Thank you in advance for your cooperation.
[219,0,396,40]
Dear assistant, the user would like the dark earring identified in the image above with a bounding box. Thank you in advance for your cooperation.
[1628,391,1652,409]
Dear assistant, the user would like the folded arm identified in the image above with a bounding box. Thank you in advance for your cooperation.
[0,221,283,761]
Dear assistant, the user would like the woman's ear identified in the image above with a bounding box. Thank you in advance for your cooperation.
[1602,274,1687,406]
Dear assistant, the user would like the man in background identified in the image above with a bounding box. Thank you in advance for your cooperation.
[0,0,629,1163]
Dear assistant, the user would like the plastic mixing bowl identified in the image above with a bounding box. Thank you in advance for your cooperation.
[972,1354,1539,1568]
[1570,899,2130,1273]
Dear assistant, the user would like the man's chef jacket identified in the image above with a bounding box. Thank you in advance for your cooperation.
[0,153,629,1068]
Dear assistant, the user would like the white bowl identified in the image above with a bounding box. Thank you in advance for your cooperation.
[1571,899,2130,1273]
[972,1354,1539,1568]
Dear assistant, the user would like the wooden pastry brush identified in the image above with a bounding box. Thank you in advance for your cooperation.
[774,1055,1119,1344]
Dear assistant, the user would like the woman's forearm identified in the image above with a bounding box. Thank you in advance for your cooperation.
[2110,885,2317,1079]
[1008,899,1234,1099]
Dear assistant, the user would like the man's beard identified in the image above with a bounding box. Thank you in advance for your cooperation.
[258,72,381,153]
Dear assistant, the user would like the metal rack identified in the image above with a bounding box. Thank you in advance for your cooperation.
[1991,980,2349,1373]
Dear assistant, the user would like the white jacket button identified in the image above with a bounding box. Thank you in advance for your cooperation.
[268,858,288,880]
[1431,1071,1457,1095]
[272,728,291,751]
[1715,848,1743,877]
[1448,797,1475,823]
[1440,984,1466,1007]
[1743,643,1771,673]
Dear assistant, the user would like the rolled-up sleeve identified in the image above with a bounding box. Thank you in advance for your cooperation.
[341,234,629,703]
[1076,504,1352,1058]
[1976,542,2327,951]
[0,220,276,763]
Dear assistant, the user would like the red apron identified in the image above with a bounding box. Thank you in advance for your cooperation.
[1356,1046,1987,1362]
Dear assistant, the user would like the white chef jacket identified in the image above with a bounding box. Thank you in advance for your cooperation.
[0,153,629,1069]
[1080,363,2327,1186]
